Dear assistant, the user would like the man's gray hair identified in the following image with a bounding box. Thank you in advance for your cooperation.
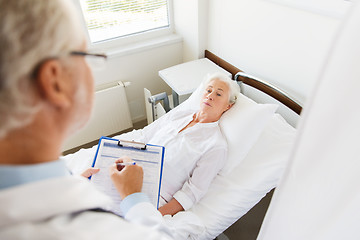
[203,72,240,104]
[0,0,85,138]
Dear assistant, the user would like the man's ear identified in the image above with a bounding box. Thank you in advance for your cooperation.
[36,60,71,109]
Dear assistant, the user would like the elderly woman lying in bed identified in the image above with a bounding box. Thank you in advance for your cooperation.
[120,73,240,216]
[71,73,240,216]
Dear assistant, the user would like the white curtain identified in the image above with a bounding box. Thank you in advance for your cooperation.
[257,1,360,240]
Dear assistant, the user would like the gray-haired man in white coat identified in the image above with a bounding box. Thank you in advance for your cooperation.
[0,1,173,239]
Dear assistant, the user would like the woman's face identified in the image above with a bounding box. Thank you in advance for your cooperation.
[200,79,232,119]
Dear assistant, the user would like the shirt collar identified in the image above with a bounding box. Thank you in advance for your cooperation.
[0,159,71,190]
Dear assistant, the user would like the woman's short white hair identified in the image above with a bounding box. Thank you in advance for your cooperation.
[202,72,240,104]
[0,0,85,138]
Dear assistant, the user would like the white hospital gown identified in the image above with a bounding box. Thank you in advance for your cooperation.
[133,109,228,210]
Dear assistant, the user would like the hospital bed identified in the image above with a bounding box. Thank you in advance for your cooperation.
[63,50,302,240]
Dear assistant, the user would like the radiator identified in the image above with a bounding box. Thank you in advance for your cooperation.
[62,82,133,151]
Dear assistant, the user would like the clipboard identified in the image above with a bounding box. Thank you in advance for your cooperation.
[90,136,165,216]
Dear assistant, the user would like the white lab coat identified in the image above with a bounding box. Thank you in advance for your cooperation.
[0,175,173,240]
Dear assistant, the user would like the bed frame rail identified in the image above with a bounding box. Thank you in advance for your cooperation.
[205,50,302,115]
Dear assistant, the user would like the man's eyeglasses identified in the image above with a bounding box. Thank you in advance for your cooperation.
[70,51,107,70]
[31,51,108,79]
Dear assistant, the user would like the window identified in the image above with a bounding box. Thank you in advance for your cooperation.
[79,0,171,44]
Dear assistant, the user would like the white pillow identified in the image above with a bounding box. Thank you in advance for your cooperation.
[180,81,278,174]
[189,113,297,240]
[219,93,278,174]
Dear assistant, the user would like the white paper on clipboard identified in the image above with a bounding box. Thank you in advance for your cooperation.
[90,136,164,216]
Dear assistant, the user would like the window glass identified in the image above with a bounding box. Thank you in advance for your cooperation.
[79,0,170,43]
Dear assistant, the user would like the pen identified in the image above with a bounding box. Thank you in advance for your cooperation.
[117,162,136,166]
[116,162,136,171]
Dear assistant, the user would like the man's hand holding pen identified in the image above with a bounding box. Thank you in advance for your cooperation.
[109,156,143,199]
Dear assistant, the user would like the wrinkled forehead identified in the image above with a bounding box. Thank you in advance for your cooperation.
[206,78,230,92]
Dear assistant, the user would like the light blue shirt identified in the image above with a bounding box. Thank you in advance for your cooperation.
[0,159,70,190]
[0,159,150,215]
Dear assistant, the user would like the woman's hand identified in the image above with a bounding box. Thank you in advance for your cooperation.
[81,167,100,178]
[109,157,144,199]
[158,198,184,216]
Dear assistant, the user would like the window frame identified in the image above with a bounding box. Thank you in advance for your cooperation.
[74,0,175,52]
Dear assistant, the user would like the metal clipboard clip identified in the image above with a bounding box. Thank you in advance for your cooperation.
[118,140,147,150]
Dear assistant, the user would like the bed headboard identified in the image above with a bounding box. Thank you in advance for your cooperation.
[204,50,302,117]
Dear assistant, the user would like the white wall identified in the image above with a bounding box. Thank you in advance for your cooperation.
[173,0,208,62]
[204,0,343,105]
[92,41,182,123]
